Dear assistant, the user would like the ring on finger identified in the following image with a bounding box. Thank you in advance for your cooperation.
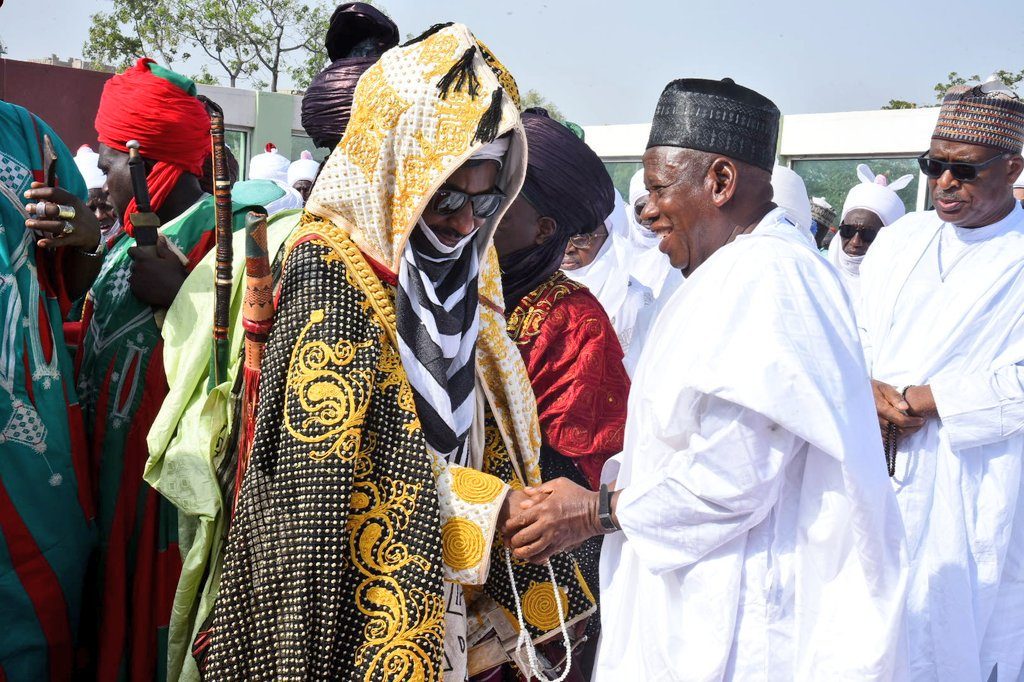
[57,204,76,220]
[61,221,75,236]
[32,202,49,219]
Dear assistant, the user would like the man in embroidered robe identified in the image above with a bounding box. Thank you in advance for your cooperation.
[144,9,397,679]
[203,24,595,681]
[494,110,630,492]
[75,59,279,682]
[505,78,909,681]
[860,76,1024,682]
[0,100,103,682]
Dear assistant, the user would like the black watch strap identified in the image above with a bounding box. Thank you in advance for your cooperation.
[598,484,619,533]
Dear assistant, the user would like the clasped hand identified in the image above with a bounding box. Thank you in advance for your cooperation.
[501,477,602,564]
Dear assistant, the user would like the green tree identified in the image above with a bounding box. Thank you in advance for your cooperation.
[933,69,1024,100]
[83,0,182,70]
[177,0,260,87]
[882,99,918,110]
[243,0,331,92]
[520,89,565,122]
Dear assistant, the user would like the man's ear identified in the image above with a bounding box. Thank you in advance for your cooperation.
[535,216,557,245]
[709,157,739,208]
[1007,155,1024,185]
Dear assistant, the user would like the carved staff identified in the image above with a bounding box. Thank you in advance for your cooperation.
[125,140,160,252]
[199,96,233,387]
[233,211,273,515]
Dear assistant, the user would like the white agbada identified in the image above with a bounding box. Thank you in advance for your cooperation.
[859,203,1024,682]
[565,190,656,375]
[596,207,908,682]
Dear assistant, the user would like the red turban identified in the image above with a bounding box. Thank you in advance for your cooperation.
[95,58,210,236]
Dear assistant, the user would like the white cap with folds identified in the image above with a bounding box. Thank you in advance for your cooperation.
[74,144,107,190]
[771,165,812,233]
[841,164,913,226]
[287,150,321,187]
[249,142,291,184]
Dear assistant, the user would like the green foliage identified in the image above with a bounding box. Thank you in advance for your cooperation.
[793,157,920,218]
[882,99,918,110]
[520,89,566,122]
[191,65,221,86]
[933,69,1024,100]
[84,0,335,91]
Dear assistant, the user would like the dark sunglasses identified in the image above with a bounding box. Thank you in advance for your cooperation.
[432,187,505,218]
[838,224,880,242]
[917,151,1009,182]
[633,196,653,227]
[568,229,608,250]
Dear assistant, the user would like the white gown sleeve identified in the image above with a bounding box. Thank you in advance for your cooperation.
[614,395,801,576]
[930,362,1024,450]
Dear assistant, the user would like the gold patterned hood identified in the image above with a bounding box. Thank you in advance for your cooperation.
[305,22,527,276]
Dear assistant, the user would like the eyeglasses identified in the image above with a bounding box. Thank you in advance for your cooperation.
[568,229,608,250]
[917,151,1009,182]
[633,196,653,227]
[431,187,505,218]
[838,224,880,243]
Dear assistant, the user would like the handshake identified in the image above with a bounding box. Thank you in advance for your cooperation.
[497,477,614,564]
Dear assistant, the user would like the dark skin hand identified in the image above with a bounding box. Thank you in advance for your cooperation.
[24,182,103,301]
[128,236,187,308]
[502,477,619,564]
[872,379,929,441]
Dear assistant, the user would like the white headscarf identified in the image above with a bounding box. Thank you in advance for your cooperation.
[1014,168,1024,189]
[248,143,290,184]
[74,144,107,190]
[266,180,305,213]
[841,164,913,226]
[287,150,321,187]
[771,165,812,234]
[564,189,634,323]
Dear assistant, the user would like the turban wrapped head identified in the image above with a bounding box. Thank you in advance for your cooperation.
[648,77,780,173]
[94,58,210,236]
[770,165,812,234]
[933,75,1024,154]
[841,164,913,227]
[74,144,107,191]
[248,143,290,184]
[301,2,399,150]
[287,150,321,187]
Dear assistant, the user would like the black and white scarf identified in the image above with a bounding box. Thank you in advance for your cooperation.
[396,219,480,466]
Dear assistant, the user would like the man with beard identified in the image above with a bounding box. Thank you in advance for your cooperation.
[860,75,1024,682]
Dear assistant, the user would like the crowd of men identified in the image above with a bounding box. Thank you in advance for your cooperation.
[1,4,1023,681]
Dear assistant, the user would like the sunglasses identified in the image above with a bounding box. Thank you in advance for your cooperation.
[917,151,1009,182]
[838,224,880,242]
[568,229,608,250]
[633,196,653,227]
[431,187,505,218]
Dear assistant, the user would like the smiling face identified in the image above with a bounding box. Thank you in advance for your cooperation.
[927,138,1023,227]
[420,159,500,248]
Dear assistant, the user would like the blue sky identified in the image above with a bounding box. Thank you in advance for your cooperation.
[2,0,1021,124]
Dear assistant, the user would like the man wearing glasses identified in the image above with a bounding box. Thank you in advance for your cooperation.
[859,76,1024,682]
[827,163,913,315]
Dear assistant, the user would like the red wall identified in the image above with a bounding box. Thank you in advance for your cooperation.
[0,58,112,152]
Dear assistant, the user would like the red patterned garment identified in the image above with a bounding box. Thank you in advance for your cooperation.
[506,271,630,489]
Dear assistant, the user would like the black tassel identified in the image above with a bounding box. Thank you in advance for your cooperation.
[474,88,504,144]
[437,46,480,100]
[401,22,453,47]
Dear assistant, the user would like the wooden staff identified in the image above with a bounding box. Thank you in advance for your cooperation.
[125,140,160,251]
[199,96,233,387]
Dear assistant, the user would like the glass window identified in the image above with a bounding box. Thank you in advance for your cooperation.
[790,157,920,220]
[290,135,331,164]
[225,129,249,180]
[604,161,643,199]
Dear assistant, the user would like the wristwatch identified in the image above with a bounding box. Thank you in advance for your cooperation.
[598,484,620,533]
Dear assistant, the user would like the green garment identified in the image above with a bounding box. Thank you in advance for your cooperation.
[0,100,94,682]
[145,210,301,682]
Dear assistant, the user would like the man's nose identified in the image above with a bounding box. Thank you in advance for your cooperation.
[936,170,960,192]
[850,231,864,248]
[449,202,477,236]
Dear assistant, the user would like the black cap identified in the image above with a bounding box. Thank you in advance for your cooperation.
[647,78,780,173]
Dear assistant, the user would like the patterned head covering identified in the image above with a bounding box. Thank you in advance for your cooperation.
[810,197,836,229]
[648,77,780,172]
[933,75,1024,153]
[306,22,526,275]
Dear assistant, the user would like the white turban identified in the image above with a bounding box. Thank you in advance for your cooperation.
[74,144,107,190]
[470,136,510,167]
[1014,168,1024,189]
[287,150,321,187]
[841,164,913,226]
[771,165,812,234]
[248,143,291,184]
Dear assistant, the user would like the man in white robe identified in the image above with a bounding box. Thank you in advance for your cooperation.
[860,76,1024,682]
[504,77,908,682]
[828,164,913,315]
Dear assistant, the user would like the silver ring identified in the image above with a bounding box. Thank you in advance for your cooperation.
[61,221,75,236]
[33,202,48,219]
[57,204,76,220]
